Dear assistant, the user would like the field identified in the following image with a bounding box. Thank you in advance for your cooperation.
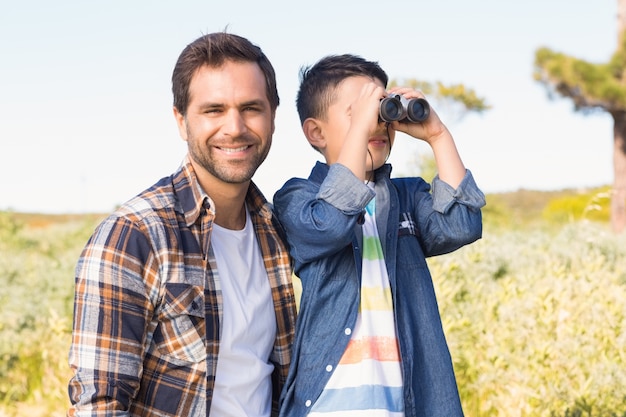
[1,186,625,416]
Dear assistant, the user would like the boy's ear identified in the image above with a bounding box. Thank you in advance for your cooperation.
[302,118,326,150]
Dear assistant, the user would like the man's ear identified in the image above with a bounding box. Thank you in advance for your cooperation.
[173,106,188,142]
[302,118,325,150]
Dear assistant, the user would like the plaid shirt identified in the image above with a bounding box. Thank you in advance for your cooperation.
[68,155,296,416]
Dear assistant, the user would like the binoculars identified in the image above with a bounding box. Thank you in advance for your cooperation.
[379,94,430,123]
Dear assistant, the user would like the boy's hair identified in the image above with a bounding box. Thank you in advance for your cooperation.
[296,54,389,124]
[172,32,280,116]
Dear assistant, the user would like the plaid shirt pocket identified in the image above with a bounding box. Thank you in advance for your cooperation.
[154,283,206,364]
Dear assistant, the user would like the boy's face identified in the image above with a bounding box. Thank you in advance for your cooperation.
[319,76,395,175]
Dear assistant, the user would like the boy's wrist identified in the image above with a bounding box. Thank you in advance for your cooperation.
[426,126,452,147]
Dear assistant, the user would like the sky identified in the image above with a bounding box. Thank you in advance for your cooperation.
[0,0,618,213]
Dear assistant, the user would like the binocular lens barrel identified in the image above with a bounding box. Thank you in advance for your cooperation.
[379,97,405,122]
[405,97,430,122]
[379,95,430,123]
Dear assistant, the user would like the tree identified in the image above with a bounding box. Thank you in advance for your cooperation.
[534,0,626,233]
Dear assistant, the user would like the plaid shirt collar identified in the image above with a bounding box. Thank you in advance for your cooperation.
[175,154,274,228]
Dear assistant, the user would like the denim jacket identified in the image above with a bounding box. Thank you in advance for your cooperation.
[273,161,485,417]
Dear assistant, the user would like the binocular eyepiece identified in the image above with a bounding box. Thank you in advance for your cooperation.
[379,94,430,123]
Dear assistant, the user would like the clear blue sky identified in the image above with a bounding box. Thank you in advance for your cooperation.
[0,0,617,213]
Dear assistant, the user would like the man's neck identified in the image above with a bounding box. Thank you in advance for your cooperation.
[195,176,249,231]
[213,194,248,230]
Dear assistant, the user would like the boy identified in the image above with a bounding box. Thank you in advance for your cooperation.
[273,54,485,416]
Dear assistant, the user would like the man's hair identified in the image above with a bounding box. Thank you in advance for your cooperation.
[172,32,279,116]
[296,54,388,124]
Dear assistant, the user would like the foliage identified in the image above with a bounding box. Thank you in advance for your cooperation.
[1,199,624,416]
[483,186,611,231]
[429,222,626,416]
[534,43,626,111]
[532,7,626,234]
[0,212,101,417]
[542,187,612,224]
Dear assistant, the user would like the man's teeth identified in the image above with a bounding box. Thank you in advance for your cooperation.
[221,146,248,153]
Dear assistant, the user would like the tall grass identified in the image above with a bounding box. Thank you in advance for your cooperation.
[0,212,101,417]
[430,221,626,416]
[0,196,624,416]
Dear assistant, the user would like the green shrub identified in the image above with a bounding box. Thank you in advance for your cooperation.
[542,187,611,224]
[0,213,99,416]
[430,222,626,416]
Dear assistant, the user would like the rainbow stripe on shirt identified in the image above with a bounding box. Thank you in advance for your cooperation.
[309,197,404,417]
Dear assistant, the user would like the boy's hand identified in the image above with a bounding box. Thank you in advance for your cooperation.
[349,82,386,139]
[336,79,388,181]
[387,87,466,188]
[387,87,449,145]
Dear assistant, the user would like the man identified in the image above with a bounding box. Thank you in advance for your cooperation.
[68,32,296,417]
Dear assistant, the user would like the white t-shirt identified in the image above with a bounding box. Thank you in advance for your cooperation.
[209,209,277,417]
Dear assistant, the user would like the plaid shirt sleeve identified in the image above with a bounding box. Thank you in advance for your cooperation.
[68,214,160,415]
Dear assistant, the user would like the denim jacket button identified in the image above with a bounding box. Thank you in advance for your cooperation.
[344,327,352,335]
[305,400,312,407]
[326,364,333,372]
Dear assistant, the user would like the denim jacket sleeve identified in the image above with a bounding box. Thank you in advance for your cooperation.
[273,163,374,264]
[406,169,486,257]
[431,169,486,213]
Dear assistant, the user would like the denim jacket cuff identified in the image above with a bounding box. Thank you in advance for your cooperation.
[432,169,486,213]
[317,163,375,214]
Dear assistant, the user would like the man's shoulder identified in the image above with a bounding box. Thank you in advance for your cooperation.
[119,175,177,214]
[97,174,182,238]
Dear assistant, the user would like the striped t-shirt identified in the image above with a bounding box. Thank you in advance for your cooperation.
[309,196,404,416]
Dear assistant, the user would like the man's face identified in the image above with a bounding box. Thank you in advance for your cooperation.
[175,61,275,186]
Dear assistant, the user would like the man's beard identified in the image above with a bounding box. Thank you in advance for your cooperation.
[187,133,272,184]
